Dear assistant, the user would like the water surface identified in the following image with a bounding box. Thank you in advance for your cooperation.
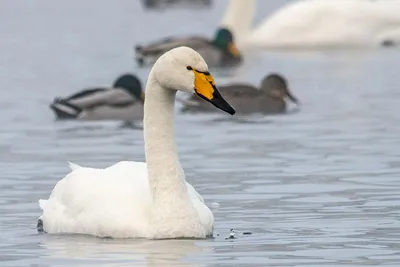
[1,1,400,266]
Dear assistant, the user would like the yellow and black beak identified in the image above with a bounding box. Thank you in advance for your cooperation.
[189,68,235,115]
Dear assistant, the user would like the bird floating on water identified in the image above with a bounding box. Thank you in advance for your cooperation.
[141,0,212,10]
[181,73,299,115]
[50,74,145,121]
[38,47,235,239]
[135,28,242,68]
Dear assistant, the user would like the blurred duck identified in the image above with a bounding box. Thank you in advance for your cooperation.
[50,74,145,121]
[181,74,299,115]
[141,0,212,9]
[135,28,242,68]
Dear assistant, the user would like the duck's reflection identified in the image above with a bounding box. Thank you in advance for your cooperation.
[39,235,207,267]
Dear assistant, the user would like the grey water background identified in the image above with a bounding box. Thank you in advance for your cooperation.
[1,0,400,266]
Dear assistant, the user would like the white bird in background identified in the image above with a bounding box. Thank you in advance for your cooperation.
[221,0,400,49]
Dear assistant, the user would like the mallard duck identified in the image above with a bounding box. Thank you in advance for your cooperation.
[141,0,212,9]
[135,28,242,68]
[38,46,235,239]
[50,74,145,121]
[181,73,299,115]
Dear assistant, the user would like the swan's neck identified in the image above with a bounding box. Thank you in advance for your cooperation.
[144,77,186,202]
[220,0,255,43]
[143,72,204,238]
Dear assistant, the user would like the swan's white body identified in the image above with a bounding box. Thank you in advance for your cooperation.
[39,162,212,238]
[221,0,400,49]
[39,47,223,239]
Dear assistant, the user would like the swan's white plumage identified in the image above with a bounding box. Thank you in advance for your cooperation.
[220,0,255,46]
[68,162,81,171]
[248,0,400,48]
[39,47,216,239]
[40,162,212,238]
[221,0,400,49]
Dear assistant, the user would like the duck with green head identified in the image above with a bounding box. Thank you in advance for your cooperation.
[50,74,145,121]
[135,27,242,67]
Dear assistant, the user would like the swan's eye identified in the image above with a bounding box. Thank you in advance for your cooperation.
[186,66,193,71]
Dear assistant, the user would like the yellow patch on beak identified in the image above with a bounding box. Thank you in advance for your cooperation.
[191,69,216,100]
[187,67,236,115]
[140,91,145,101]
[228,43,240,57]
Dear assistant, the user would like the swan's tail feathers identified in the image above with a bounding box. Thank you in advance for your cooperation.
[68,162,82,171]
[38,199,47,210]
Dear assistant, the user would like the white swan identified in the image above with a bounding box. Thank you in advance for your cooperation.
[38,46,235,239]
[221,0,400,49]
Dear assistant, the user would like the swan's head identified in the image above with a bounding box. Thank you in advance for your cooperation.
[154,46,236,115]
[113,73,145,103]
[261,74,298,104]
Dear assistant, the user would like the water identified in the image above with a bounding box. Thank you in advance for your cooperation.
[1,0,400,266]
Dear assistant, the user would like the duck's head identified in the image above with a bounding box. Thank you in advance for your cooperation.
[153,46,235,115]
[113,74,145,103]
[261,74,298,104]
[211,28,240,58]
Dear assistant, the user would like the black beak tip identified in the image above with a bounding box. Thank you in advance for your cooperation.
[195,88,236,115]
[210,98,236,115]
[228,107,236,115]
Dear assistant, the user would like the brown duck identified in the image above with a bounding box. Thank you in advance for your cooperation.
[180,73,299,115]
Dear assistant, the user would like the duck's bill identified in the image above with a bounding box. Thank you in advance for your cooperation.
[191,70,235,115]
[228,43,240,57]
[135,54,158,67]
[286,91,299,104]
[139,91,145,103]
[135,46,164,67]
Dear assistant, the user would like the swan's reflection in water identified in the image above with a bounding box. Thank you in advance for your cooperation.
[40,235,208,267]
